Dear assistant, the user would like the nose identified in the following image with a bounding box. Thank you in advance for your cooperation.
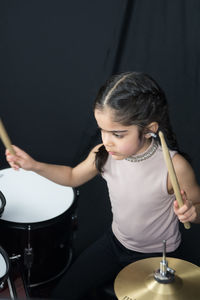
[101,131,113,147]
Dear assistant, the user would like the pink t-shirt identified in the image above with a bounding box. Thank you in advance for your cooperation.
[102,143,181,253]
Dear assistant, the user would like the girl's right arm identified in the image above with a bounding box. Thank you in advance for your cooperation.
[5,144,102,187]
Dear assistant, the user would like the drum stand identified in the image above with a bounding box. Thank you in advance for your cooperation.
[0,276,17,299]
[6,275,18,299]
[23,225,33,288]
[3,254,30,299]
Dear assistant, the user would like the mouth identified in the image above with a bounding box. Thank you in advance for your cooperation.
[106,148,119,156]
[108,151,118,156]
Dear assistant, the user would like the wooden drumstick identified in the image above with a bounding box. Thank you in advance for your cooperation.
[159,131,191,229]
[0,118,16,155]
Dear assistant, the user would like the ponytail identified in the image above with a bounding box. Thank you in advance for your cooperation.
[95,145,108,173]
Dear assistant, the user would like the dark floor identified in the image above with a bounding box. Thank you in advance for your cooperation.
[0,276,116,300]
[0,252,117,300]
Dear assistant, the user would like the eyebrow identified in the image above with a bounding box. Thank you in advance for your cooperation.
[98,126,128,133]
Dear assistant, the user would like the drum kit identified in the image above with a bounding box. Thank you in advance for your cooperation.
[0,167,78,299]
[0,118,200,300]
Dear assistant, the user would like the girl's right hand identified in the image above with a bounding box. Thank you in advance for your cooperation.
[5,145,37,171]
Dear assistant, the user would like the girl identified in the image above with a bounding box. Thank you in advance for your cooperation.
[6,72,200,300]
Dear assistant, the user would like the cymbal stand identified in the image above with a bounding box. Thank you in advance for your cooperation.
[154,240,175,283]
[7,276,17,299]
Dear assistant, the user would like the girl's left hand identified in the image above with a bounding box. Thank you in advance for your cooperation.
[173,190,197,223]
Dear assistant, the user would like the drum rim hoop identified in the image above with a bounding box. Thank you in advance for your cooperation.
[0,191,6,217]
[0,245,10,282]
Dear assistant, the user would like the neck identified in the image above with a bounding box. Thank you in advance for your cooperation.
[126,138,158,162]
[137,137,152,155]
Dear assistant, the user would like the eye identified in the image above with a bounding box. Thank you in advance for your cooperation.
[113,133,124,138]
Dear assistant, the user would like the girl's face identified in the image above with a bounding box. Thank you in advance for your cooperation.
[94,108,151,160]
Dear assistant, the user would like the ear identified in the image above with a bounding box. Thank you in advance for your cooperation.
[144,122,159,138]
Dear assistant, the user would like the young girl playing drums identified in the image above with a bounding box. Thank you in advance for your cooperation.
[6,72,200,300]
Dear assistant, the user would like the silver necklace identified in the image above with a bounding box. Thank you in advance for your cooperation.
[125,139,158,162]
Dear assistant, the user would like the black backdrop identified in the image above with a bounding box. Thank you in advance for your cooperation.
[1,0,200,261]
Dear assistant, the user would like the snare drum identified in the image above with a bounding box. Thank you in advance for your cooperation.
[0,168,77,286]
[0,246,10,290]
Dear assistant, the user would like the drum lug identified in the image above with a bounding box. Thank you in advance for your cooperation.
[10,254,21,261]
[72,214,78,229]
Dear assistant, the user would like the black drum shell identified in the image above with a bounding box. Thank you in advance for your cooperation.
[0,189,78,286]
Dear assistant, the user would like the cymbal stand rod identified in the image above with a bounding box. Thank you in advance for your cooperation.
[163,240,166,261]
[160,240,167,276]
[154,240,175,283]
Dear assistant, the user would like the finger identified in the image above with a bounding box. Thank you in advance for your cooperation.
[12,145,25,156]
[12,145,23,152]
[176,203,191,215]
[5,147,17,157]
[175,193,195,222]
[6,151,22,168]
[173,199,189,213]
[13,145,31,160]
[179,208,193,220]
[174,200,179,209]
[6,154,18,163]
[5,145,23,157]
[179,207,196,222]
[175,190,191,212]
[9,161,20,170]
[180,189,187,203]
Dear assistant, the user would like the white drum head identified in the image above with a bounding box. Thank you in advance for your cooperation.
[0,168,74,223]
[0,253,7,278]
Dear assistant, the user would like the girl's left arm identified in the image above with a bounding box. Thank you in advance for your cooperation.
[171,154,200,224]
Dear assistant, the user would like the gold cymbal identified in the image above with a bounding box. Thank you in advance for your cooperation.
[114,257,200,300]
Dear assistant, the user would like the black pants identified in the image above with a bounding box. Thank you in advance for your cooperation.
[51,228,181,300]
